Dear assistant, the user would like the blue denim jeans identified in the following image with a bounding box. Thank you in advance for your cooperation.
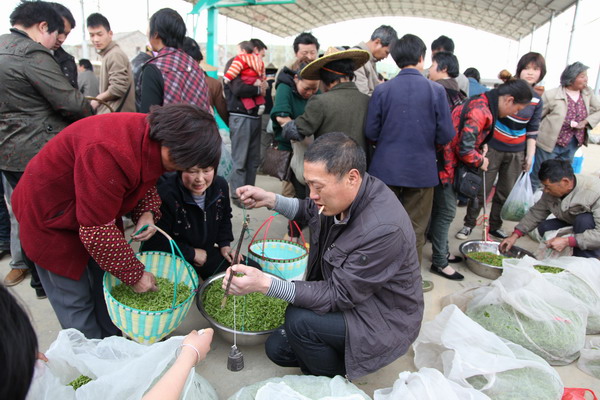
[530,136,579,190]
[429,184,457,268]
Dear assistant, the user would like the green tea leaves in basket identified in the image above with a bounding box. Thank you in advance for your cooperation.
[111,277,191,311]
[68,375,92,390]
[203,278,287,331]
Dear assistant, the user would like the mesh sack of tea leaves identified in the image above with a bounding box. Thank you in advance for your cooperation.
[414,305,563,400]
[26,329,217,400]
[577,338,600,379]
[504,256,600,334]
[466,264,587,365]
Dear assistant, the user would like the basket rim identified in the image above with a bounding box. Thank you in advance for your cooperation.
[103,250,198,314]
[248,239,308,263]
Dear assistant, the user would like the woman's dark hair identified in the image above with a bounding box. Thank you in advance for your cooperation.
[86,12,110,31]
[250,38,267,51]
[0,285,38,400]
[305,132,366,178]
[560,61,589,87]
[391,34,426,69]
[463,67,481,82]
[431,51,459,78]
[516,52,546,85]
[319,59,356,86]
[496,78,533,104]
[78,58,93,71]
[147,104,222,170]
[431,35,454,53]
[149,8,186,49]
[10,1,63,33]
[182,37,202,62]
[49,2,76,30]
[538,159,575,183]
[293,32,319,53]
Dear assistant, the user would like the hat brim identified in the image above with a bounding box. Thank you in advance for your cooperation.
[300,49,370,81]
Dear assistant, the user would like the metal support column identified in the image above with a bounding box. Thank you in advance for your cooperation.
[529,25,536,51]
[206,7,219,79]
[566,0,581,66]
[80,0,89,58]
[544,11,555,60]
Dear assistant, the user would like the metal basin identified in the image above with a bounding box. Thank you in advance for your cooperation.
[196,272,284,346]
[459,240,535,280]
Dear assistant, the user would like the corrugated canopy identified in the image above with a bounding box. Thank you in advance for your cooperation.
[186,0,577,40]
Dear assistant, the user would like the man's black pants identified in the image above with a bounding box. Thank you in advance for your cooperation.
[538,213,600,258]
[265,305,346,377]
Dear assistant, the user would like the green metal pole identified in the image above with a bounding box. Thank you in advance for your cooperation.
[207,6,219,79]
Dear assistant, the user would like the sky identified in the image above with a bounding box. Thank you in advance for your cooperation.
[2,0,600,89]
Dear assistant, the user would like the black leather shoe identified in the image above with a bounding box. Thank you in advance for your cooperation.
[0,249,10,260]
[430,265,464,281]
[447,254,463,263]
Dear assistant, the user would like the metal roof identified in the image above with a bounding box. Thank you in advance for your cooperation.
[187,0,577,40]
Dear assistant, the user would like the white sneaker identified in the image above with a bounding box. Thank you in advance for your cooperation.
[455,226,473,240]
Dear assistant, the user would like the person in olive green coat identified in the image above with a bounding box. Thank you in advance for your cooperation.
[282,48,371,151]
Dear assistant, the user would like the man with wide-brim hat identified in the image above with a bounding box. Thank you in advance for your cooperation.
[281,47,371,151]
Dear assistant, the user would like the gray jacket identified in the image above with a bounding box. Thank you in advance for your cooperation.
[516,174,600,250]
[353,42,379,96]
[0,29,92,171]
[292,173,424,379]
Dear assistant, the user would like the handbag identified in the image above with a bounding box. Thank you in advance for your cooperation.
[261,142,291,181]
[454,164,482,199]
[289,136,313,185]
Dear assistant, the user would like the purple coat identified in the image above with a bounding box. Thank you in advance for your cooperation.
[365,68,455,188]
[292,173,424,379]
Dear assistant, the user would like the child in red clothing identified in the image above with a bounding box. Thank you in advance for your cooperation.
[223,41,266,113]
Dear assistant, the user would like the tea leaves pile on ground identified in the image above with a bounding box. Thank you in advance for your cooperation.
[68,375,92,390]
[203,278,287,331]
[112,277,191,311]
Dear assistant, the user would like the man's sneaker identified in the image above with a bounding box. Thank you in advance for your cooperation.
[489,229,508,239]
[35,288,47,300]
[455,226,473,240]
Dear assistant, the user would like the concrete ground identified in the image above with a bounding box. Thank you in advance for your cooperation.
[5,144,600,398]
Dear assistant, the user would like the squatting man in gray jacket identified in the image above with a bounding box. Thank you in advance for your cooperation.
[223,132,424,380]
[500,159,600,258]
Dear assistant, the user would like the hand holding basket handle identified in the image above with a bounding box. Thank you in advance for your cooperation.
[236,185,276,210]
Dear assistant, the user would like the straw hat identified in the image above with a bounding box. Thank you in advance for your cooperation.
[300,47,370,80]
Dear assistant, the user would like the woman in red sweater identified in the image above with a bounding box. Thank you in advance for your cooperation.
[13,104,222,339]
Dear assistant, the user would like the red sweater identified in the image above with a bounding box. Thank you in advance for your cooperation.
[13,113,164,282]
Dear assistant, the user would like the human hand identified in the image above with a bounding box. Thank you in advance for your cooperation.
[193,248,207,267]
[37,352,48,362]
[90,100,100,110]
[253,79,262,87]
[523,154,533,172]
[132,271,158,293]
[222,264,271,295]
[260,80,268,97]
[480,157,490,172]
[220,246,242,264]
[499,234,518,253]
[546,237,570,252]
[131,213,157,242]
[576,119,588,130]
[180,328,214,366]
[481,144,488,157]
[236,186,276,209]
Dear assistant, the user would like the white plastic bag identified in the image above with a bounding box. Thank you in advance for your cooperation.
[466,264,587,365]
[504,256,600,334]
[373,368,490,400]
[501,172,534,221]
[27,329,218,400]
[414,305,563,400]
[577,338,600,379]
[533,226,574,259]
[228,375,371,400]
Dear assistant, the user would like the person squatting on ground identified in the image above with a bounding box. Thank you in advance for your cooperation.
[223,132,424,379]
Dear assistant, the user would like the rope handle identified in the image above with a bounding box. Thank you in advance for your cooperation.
[250,213,308,249]
[129,224,199,309]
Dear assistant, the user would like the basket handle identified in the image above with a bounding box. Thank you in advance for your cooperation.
[85,96,115,113]
[250,213,308,248]
[129,224,199,309]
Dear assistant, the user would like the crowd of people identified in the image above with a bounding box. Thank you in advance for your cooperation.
[2,1,600,398]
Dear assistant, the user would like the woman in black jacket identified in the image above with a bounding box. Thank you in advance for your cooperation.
[143,168,257,280]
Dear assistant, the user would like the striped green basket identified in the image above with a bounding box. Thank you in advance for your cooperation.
[103,227,199,344]
[247,214,308,280]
